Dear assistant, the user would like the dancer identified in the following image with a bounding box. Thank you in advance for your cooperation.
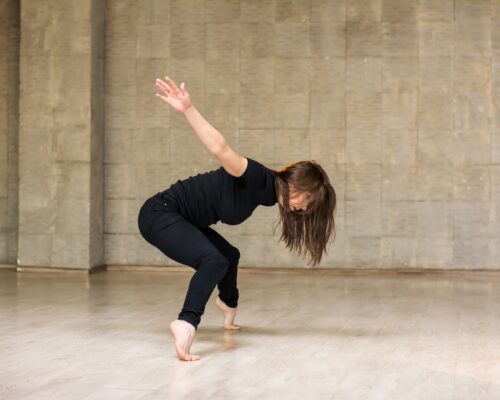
[138,76,337,361]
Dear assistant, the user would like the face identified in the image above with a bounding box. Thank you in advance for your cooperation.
[278,186,310,212]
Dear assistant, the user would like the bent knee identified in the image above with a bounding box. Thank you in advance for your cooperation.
[197,253,230,278]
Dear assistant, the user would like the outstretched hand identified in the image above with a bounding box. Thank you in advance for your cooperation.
[155,76,192,112]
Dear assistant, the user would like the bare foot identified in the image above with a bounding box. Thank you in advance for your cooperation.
[169,319,200,361]
[215,296,241,330]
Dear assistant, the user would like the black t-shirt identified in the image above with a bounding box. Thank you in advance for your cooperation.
[156,157,278,228]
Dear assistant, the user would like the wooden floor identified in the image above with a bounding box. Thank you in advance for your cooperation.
[1,268,499,399]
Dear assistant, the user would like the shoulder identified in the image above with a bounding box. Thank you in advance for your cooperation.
[237,157,275,186]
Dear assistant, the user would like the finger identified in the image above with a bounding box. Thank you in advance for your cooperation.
[180,82,186,95]
[155,93,170,104]
[165,76,180,93]
[156,79,172,95]
[156,83,171,97]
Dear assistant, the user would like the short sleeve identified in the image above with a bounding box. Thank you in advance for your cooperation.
[238,157,271,189]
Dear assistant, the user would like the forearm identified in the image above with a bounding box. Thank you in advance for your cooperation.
[183,105,226,154]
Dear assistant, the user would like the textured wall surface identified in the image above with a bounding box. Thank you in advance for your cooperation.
[0,0,19,264]
[17,0,104,269]
[104,0,500,269]
[2,1,500,269]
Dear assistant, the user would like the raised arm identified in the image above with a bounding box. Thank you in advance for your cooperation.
[155,76,247,177]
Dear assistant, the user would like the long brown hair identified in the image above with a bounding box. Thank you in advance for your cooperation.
[273,160,336,267]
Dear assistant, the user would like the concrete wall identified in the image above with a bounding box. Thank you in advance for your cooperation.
[17,0,104,269]
[1,0,500,269]
[0,0,19,264]
[104,0,500,269]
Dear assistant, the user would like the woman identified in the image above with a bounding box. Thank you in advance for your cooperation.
[138,77,337,362]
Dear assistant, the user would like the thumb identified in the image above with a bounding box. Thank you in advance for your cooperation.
[180,82,187,94]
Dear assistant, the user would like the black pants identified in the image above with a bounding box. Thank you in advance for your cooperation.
[137,195,240,330]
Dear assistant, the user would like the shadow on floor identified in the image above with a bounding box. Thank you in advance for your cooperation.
[197,324,392,338]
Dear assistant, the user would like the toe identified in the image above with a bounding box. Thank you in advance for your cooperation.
[186,354,200,361]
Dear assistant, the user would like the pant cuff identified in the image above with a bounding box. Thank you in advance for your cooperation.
[219,293,238,308]
[178,314,199,331]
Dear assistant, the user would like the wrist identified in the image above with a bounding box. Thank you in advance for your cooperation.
[183,103,194,114]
